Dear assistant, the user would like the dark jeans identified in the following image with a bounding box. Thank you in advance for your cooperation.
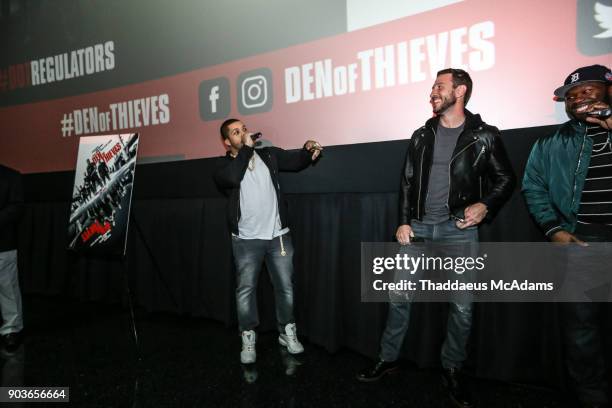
[231,233,295,333]
[561,229,610,404]
[379,220,478,369]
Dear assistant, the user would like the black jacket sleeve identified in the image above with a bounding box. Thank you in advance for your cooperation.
[398,137,416,226]
[480,130,516,217]
[213,146,255,190]
[272,146,312,172]
[0,168,24,230]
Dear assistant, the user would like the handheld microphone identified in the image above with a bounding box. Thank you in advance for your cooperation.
[587,108,611,119]
[255,139,274,149]
[250,132,262,141]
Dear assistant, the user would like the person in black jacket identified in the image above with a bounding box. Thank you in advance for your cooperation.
[213,118,322,364]
[357,69,515,408]
[0,164,24,353]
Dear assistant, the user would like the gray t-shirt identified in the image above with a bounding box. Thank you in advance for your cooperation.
[422,122,464,224]
[237,151,288,239]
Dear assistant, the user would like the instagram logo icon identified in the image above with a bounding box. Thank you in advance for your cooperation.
[237,68,273,115]
[242,75,267,108]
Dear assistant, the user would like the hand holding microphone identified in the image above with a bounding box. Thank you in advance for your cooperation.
[246,132,274,149]
[242,132,261,147]
[585,102,612,130]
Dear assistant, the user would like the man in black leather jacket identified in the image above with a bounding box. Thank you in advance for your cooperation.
[357,69,515,408]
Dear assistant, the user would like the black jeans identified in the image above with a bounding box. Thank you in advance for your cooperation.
[561,227,611,404]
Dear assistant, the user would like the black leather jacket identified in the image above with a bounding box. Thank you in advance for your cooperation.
[399,111,516,225]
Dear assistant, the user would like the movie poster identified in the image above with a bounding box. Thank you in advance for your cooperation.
[67,133,139,255]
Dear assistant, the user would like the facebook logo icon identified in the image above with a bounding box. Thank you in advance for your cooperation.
[210,86,221,112]
[199,77,230,121]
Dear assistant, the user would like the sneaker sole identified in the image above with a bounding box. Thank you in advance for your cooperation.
[278,337,304,354]
[355,365,400,382]
[240,356,256,364]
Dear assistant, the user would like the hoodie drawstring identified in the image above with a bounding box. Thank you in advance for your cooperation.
[280,234,286,256]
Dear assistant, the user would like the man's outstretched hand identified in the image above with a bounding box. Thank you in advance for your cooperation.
[304,140,323,160]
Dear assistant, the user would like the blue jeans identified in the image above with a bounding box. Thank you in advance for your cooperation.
[232,233,295,333]
[379,220,478,369]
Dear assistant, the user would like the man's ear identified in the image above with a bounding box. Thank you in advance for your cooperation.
[455,84,467,100]
[223,138,231,148]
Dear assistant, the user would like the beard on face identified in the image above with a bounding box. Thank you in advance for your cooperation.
[432,93,457,114]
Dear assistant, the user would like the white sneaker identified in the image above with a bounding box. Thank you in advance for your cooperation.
[240,330,256,364]
[278,323,304,354]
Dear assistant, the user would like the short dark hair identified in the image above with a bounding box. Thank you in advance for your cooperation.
[220,118,240,140]
[437,68,473,106]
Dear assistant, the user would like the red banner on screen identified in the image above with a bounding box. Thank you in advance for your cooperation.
[0,0,609,173]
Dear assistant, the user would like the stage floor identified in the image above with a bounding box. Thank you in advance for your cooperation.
[3,295,583,407]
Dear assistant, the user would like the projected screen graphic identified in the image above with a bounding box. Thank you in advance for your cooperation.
[0,0,610,173]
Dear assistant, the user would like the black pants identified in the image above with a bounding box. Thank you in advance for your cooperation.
[562,225,612,404]
[561,302,608,404]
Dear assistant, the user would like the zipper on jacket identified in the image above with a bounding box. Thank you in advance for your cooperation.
[417,146,426,219]
[417,126,435,220]
[571,127,588,208]
[472,145,485,168]
[446,138,479,210]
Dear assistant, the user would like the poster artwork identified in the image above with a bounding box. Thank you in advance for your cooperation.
[67,133,139,255]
